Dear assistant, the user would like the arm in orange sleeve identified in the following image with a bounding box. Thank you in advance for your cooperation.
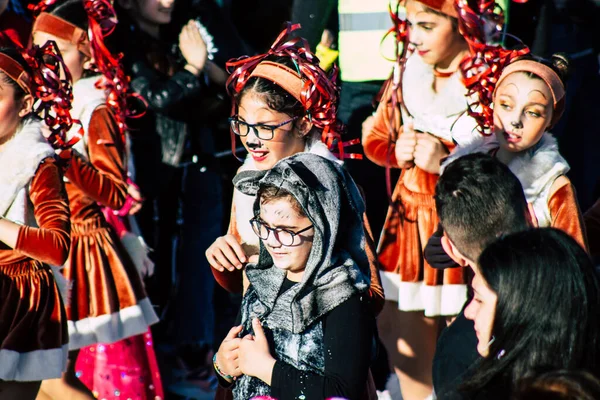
[362,211,385,316]
[584,197,600,259]
[65,106,128,210]
[548,177,588,252]
[15,157,71,265]
[210,199,243,293]
[362,80,402,168]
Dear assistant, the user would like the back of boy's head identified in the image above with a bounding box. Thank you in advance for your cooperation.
[435,153,529,261]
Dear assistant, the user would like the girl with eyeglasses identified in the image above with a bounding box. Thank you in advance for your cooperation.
[205,24,385,315]
[214,153,377,399]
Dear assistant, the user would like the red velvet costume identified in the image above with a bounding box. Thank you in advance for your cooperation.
[60,77,158,349]
[0,151,70,381]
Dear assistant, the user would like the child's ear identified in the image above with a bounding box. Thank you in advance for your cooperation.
[18,94,34,118]
[296,117,313,137]
[441,233,469,267]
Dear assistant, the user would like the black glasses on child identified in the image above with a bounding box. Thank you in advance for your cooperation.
[229,116,298,141]
[249,217,313,246]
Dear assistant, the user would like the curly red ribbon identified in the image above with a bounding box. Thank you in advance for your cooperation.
[22,41,81,157]
[225,23,359,160]
[379,2,410,209]
[83,0,146,143]
[457,0,530,135]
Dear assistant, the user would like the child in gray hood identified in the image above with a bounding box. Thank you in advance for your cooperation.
[214,153,377,400]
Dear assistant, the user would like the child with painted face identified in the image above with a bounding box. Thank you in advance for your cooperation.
[445,54,587,248]
[461,228,600,399]
[214,153,376,399]
[31,0,159,398]
[206,25,385,314]
[0,46,73,399]
[361,0,485,397]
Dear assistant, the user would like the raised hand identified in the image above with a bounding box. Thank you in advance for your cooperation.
[206,234,248,272]
[413,132,449,174]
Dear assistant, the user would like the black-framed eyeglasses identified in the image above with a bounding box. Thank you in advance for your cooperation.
[229,116,299,141]
[249,217,313,246]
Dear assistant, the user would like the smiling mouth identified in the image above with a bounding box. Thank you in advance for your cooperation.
[418,50,429,56]
[250,150,269,161]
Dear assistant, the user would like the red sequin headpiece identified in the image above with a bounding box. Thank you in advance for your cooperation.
[20,41,80,153]
[226,23,359,160]
[457,0,530,134]
[31,0,146,142]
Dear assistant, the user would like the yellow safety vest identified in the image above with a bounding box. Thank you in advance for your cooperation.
[338,0,396,82]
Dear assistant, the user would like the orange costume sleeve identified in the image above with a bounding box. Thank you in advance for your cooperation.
[362,81,402,169]
[65,106,128,210]
[15,158,71,265]
[548,179,588,251]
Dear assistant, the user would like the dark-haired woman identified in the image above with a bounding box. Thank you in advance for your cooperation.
[513,370,600,400]
[444,54,586,248]
[31,1,158,398]
[457,228,600,399]
[204,24,384,313]
[0,47,71,399]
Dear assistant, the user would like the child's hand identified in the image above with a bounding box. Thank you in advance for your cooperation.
[216,325,244,381]
[206,234,248,272]
[238,318,276,385]
[127,184,144,215]
[179,20,208,75]
[413,132,449,174]
[395,122,417,168]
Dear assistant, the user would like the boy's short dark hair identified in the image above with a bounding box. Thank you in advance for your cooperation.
[435,153,529,261]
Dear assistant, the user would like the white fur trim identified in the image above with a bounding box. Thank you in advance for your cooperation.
[381,271,402,302]
[0,120,55,222]
[67,298,158,350]
[0,344,68,381]
[70,76,108,160]
[402,54,480,146]
[443,133,569,227]
[382,272,467,316]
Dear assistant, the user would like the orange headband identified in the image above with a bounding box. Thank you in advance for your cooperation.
[0,53,31,94]
[494,59,566,126]
[249,61,305,102]
[417,0,459,18]
[32,12,91,57]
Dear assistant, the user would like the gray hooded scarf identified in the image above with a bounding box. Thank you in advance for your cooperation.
[231,153,371,398]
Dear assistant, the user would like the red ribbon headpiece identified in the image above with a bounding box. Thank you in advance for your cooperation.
[226,23,359,160]
[457,0,530,134]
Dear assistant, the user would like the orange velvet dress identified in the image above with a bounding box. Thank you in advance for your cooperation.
[0,157,71,381]
[363,55,480,316]
[63,97,158,350]
[210,139,385,315]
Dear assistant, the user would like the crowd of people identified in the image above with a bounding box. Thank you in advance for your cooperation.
[0,0,600,399]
